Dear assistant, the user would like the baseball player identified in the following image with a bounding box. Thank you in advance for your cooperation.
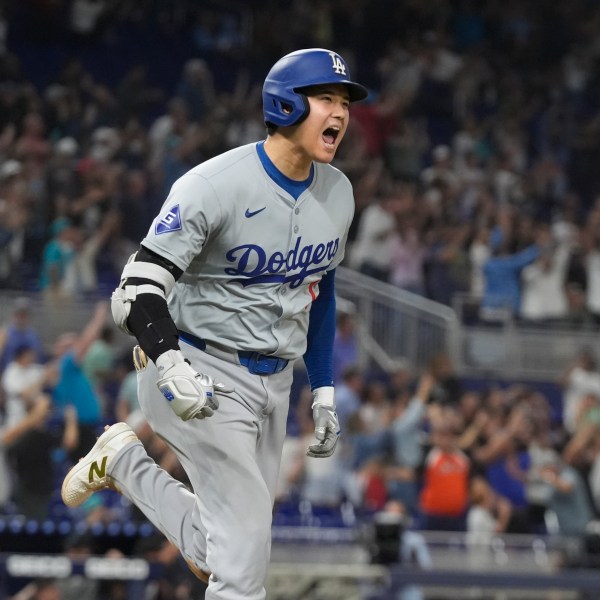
[61,48,368,599]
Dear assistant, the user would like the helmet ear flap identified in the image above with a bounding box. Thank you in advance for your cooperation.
[265,93,310,128]
[290,93,310,126]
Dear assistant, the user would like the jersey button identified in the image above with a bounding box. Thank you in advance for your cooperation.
[293,225,299,233]
[294,208,299,214]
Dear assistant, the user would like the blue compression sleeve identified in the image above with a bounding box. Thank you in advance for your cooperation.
[304,269,336,390]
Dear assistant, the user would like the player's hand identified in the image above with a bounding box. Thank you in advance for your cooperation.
[306,386,340,458]
[154,349,233,421]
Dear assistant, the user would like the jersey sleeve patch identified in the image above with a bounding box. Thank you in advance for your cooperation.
[155,205,182,235]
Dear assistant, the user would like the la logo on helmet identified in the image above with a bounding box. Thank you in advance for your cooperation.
[329,52,346,75]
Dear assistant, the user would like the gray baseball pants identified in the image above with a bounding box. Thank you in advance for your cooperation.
[108,341,295,600]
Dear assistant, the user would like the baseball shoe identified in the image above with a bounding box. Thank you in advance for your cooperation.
[61,422,139,508]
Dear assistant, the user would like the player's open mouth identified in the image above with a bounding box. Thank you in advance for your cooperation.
[322,127,339,147]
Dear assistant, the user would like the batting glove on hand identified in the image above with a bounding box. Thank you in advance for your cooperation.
[155,349,233,421]
[306,386,340,458]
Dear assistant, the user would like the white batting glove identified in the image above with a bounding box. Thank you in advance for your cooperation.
[155,349,233,421]
[306,386,340,458]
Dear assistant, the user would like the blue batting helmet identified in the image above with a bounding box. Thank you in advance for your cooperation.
[262,48,368,127]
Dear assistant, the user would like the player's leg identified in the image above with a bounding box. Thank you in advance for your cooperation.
[132,345,292,600]
[254,371,293,506]
[61,418,211,580]
[106,436,210,578]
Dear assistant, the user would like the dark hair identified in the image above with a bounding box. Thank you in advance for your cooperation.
[13,344,34,359]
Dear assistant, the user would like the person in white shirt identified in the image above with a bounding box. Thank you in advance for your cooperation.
[350,192,399,282]
[520,242,570,323]
[1,344,50,428]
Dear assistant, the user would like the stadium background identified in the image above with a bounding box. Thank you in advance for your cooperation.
[1,1,600,598]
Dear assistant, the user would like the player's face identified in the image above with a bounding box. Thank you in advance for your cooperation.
[298,84,350,163]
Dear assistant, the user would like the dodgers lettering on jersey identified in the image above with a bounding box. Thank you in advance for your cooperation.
[224,236,339,288]
[141,143,355,360]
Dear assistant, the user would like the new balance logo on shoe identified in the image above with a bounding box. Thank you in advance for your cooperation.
[61,422,139,508]
[89,457,107,483]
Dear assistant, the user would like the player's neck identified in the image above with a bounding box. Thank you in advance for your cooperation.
[263,136,312,181]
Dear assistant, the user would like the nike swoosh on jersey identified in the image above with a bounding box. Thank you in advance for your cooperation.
[245,207,267,218]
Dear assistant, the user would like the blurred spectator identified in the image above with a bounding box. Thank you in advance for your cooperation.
[585,426,600,516]
[384,119,429,183]
[175,58,216,123]
[88,127,121,165]
[49,301,108,461]
[582,203,600,322]
[81,324,116,417]
[116,65,164,123]
[560,347,600,435]
[15,112,51,170]
[389,213,426,295]
[8,399,78,520]
[360,379,393,435]
[483,433,532,533]
[1,343,50,427]
[479,226,544,322]
[0,395,52,512]
[528,446,594,536]
[421,144,459,192]
[112,168,156,262]
[44,137,81,224]
[349,183,399,282]
[0,296,44,371]
[60,211,120,299]
[468,223,492,301]
[386,370,433,514]
[427,351,462,406]
[292,387,345,507]
[332,311,359,385]
[370,499,432,600]
[148,97,191,174]
[0,158,31,287]
[418,420,470,531]
[67,156,117,236]
[114,352,142,428]
[117,118,149,170]
[275,439,303,509]
[563,282,595,329]
[520,241,571,324]
[38,218,78,302]
[334,365,363,434]
[68,0,109,45]
[466,476,513,545]
[423,222,470,306]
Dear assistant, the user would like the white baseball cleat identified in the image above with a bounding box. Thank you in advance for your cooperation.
[61,422,139,508]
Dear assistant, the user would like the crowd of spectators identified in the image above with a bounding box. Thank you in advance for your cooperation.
[2,0,600,596]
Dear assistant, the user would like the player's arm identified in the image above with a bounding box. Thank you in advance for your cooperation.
[111,245,182,360]
[303,269,339,458]
[111,245,231,421]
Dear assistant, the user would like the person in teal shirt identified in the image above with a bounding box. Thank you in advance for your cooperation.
[50,302,109,461]
[39,217,77,293]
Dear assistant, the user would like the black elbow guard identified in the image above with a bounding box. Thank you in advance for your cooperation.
[127,294,180,362]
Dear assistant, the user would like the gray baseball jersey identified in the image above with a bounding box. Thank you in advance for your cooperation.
[141,142,354,360]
